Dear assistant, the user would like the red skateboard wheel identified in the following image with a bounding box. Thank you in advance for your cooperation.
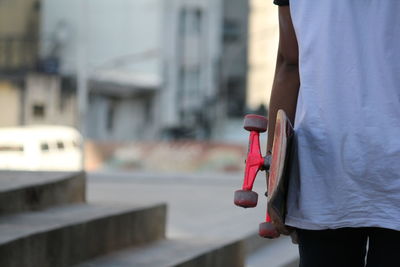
[234,190,258,208]
[243,114,268,132]
[259,222,280,239]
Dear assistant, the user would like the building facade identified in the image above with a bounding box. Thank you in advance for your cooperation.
[0,0,40,74]
[247,0,279,111]
[0,0,40,127]
[40,0,249,141]
[0,0,77,128]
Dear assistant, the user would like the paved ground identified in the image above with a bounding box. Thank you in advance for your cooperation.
[87,171,299,267]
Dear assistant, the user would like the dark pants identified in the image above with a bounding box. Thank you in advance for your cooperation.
[297,227,400,267]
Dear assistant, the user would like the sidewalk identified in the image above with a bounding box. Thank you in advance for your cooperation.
[87,171,298,267]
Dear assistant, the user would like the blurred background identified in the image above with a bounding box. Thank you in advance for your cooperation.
[0,0,279,173]
[0,0,298,266]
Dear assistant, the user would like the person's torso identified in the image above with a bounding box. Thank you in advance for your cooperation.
[286,0,400,230]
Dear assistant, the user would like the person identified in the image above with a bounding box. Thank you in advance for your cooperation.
[267,1,400,266]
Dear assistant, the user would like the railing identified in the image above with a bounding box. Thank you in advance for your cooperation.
[0,36,39,72]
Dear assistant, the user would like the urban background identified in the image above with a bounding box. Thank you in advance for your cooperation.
[0,0,278,173]
[0,1,299,266]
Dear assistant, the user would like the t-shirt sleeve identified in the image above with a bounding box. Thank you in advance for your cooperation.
[273,0,289,6]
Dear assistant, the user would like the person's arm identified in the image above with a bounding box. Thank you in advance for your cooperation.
[266,6,300,153]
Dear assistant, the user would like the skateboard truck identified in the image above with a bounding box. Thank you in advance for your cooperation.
[233,114,280,239]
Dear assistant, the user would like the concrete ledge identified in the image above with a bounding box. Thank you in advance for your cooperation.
[0,203,166,267]
[0,171,86,215]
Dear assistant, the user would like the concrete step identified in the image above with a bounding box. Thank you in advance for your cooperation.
[0,202,166,267]
[76,237,244,267]
[76,229,298,267]
[0,171,85,215]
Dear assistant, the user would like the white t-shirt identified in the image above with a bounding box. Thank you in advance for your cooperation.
[285,0,400,230]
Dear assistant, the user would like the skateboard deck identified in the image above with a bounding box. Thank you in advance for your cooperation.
[266,109,294,235]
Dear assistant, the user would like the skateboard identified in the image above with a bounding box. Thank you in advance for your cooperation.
[234,109,294,238]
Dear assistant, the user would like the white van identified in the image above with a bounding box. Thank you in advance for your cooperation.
[0,125,83,171]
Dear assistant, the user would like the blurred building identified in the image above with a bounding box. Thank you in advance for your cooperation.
[0,0,77,128]
[40,0,249,141]
[0,0,40,74]
[163,0,249,140]
[24,73,77,126]
[221,0,249,118]
[247,0,279,111]
[0,0,40,127]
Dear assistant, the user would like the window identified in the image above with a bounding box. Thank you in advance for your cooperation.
[178,67,201,112]
[185,68,200,98]
[190,8,202,34]
[106,100,116,132]
[179,8,203,36]
[226,77,246,117]
[56,141,65,150]
[40,143,49,152]
[223,19,241,43]
[179,9,187,34]
[144,98,153,123]
[33,104,45,118]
